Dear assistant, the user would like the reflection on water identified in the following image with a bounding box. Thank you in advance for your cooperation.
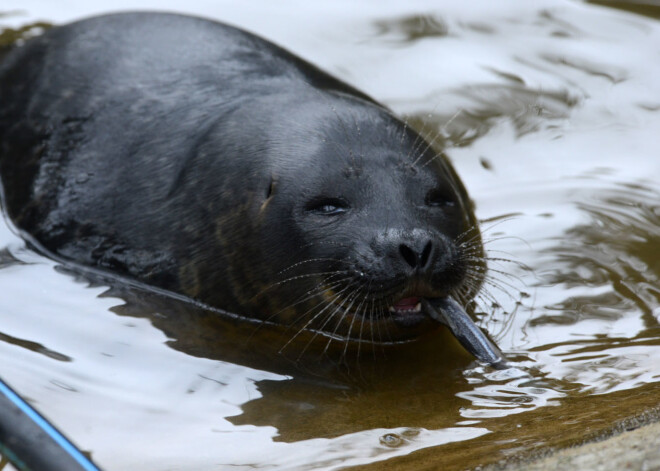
[373,14,450,42]
[1,0,659,469]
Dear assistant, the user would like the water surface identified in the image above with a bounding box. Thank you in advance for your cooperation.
[1,1,659,470]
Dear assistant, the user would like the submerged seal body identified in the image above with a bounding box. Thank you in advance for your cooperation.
[0,12,487,346]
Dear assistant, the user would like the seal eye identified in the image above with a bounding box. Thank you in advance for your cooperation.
[305,197,349,215]
[425,188,456,208]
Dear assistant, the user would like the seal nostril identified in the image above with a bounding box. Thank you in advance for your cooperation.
[420,240,433,268]
[399,244,418,268]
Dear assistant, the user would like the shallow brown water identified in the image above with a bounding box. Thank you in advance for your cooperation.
[1,1,659,470]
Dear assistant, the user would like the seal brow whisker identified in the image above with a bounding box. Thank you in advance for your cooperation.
[414,127,446,167]
[404,105,441,163]
[328,103,359,162]
[418,109,464,168]
[398,115,410,152]
[309,126,352,167]
[406,121,431,163]
[349,108,364,164]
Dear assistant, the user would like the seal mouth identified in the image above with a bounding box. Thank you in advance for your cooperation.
[388,296,426,327]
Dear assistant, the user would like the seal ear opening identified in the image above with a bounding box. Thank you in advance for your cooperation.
[260,174,277,212]
[265,175,275,200]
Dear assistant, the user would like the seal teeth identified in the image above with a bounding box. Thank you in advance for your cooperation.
[389,299,422,315]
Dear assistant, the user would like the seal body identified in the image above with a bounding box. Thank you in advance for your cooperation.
[0,12,484,343]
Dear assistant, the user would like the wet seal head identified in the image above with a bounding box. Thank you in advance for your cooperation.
[238,95,504,366]
[0,12,504,367]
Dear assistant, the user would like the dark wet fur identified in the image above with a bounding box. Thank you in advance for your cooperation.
[0,12,487,350]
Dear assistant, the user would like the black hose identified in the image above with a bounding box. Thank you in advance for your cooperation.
[0,377,101,471]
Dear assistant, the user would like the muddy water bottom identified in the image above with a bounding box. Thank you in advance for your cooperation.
[1,1,660,470]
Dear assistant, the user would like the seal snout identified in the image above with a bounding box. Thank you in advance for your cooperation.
[399,239,434,272]
[372,228,447,278]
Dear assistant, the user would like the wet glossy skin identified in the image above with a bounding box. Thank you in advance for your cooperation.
[0,12,483,343]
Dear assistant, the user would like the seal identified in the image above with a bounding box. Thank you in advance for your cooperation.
[0,12,501,362]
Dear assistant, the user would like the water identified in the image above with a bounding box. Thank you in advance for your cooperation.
[1,1,659,469]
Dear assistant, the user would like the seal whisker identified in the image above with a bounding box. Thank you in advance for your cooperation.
[261,277,351,325]
[480,251,533,270]
[251,270,352,301]
[275,257,352,275]
[260,271,355,320]
[372,298,394,346]
[355,278,374,362]
[477,215,523,235]
[278,281,356,355]
[461,282,500,311]
[464,267,525,299]
[266,269,351,288]
[294,286,359,360]
[478,234,533,251]
[247,277,351,342]
[457,241,485,257]
[340,279,372,363]
[462,260,525,285]
[320,279,369,355]
[369,296,388,359]
[454,225,483,244]
[296,239,353,251]
[467,269,520,302]
[398,115,411,150]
